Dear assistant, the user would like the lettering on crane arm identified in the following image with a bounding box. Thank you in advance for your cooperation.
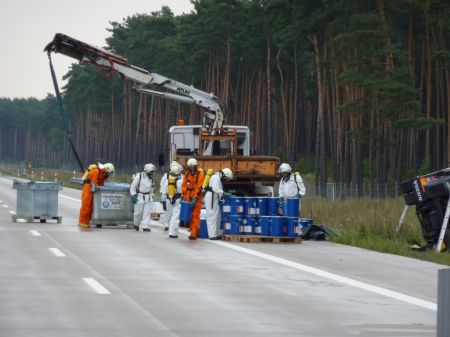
[177,87,191,95]
[414,179,423,202]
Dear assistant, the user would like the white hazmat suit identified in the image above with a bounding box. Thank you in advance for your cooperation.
[204,173,224,239]
[279,172,306,216]
[130,172,154,231]
[279,172,306,198]
[165,174,183,237]
[160,172,170,229]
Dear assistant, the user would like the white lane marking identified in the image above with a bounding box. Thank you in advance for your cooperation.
[60,194,80,203]
[83,278,110,295]
[2,204,8,208]
[209,240,437,311]
[9,210,16,215]
[49,248,66,257]
[30,230,41,237]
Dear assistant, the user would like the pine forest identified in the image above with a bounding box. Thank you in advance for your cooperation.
[0,0,449,194]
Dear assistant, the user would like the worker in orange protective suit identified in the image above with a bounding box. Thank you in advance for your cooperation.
[181,158,205,240]
[78,162,115,228]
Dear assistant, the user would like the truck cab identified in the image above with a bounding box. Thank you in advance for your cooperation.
[169,124,251,158]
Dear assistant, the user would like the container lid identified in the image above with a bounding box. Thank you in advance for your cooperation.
[13,179,63,190]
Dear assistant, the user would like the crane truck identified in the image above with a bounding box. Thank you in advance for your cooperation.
[45,33,279,195]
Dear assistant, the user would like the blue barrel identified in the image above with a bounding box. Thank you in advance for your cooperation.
[271,216,284,236]
[244,197,259,216]
[242,216,257,235]
[285,217,299,237]
[299,218,313,235]
[222,219,231,235]
[180,201,193,223]
[267,197,280,216]
[259,216,271,236]
[230,197,244,215]
[220,197,231,220]
[257,197,268,216]
[198,219,209,238]
[229,215,243,235]
[282,198,300,217]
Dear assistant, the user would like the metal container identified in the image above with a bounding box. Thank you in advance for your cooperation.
[12,179,63,223]
[91,182,134,228]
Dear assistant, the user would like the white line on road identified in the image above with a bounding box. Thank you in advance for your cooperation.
[30,230,41,237]
[2,204,8,208]
[83,278,111,294]
[49,248,66,257]
[210,240,437,311]
[9,210,16,215]
[60,194,80,203]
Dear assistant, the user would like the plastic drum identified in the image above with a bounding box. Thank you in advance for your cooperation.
[220,197,231,220]
[242,216,257,235]
[267,197,279,216]
[198,219,209,238]
[257,197,268,216]
[180,201,193,223]
[229,215,243,235]
[299,218,313,236]
[270,216,284,236]
[230,197,244,215]
[221,219,231,235]
[258,216,271,236]
[244,197,259,216]
[285,217,299,237]
[282,198,300,217]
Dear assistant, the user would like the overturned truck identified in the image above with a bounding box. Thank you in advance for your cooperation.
[401,168,450,252]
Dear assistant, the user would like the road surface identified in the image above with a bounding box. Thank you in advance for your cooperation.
[0,175,442,336]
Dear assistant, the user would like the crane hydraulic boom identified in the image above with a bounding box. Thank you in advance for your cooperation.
[44,33,224,154]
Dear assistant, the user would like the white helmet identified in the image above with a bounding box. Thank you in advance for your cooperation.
[279,163,292,173]
[221,168,233,180]
[170,163,181,175]
[187,158,198,167]
[104,163,115,175]
[144,163,156,174]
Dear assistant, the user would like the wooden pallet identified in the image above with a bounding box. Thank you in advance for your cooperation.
[222,234,301,244]
[11,215,62,223]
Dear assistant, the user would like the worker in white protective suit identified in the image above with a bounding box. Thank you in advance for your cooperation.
[204,168,233,240]
[278,163,306,216]
[130,163,155,232]
[160,161,183,231]
[166,164,184,238]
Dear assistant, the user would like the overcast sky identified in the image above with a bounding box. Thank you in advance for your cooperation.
[0,0,193,99]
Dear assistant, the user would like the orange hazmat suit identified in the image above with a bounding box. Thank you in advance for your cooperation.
[181,168,205,238]
[78,164,107,227]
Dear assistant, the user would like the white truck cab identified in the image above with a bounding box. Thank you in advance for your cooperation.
[169,125,251,159]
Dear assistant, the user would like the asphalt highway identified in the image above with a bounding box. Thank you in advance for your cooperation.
[0,175,442,336]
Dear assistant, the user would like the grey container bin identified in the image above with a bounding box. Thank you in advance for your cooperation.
[12,179,63,223]
[91,182,134,228]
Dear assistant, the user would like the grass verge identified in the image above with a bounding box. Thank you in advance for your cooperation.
[302,196,450,266]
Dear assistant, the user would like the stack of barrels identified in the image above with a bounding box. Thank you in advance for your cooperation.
[220,197,313,237]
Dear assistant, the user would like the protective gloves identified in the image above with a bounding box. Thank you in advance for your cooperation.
[278,197,285,206]
[223,192,232,198]
[131,194,138,204]
[191,197,198,206]
[161,200,167,211]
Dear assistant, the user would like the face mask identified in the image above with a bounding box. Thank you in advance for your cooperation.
[146,172,153,179]
[188,166,196,174]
